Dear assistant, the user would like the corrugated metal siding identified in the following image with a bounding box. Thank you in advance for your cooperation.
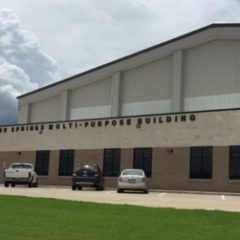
[70,105,111,120]
[183,40,240,111]
[69,77,111,108]
[30,95,60,123]
[122,100,171,116]
[18,104,29,124]
[121,56,172,103]
[121,56,172,115]
[69,77,111,120]
[184,93,240,111]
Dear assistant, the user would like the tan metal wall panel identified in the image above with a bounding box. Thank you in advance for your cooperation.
[122,100,171,116]
[18,104,29,124]
[183,40,240,111]
[29,95,60,123]
[70,105,111,120]
[69,77,111,108]
[121,57,172,115]
[122,56,172,103]
[69,77,112,120]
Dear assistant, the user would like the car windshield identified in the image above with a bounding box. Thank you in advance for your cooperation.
[11,164,32,169]
[122,169,143,176]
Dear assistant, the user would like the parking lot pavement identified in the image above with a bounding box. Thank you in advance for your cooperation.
[0,185,240,212]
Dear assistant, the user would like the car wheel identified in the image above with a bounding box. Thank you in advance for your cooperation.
[77,186,82,190]
[4,182,9,187]
[11,183,15,187]
[144,189,149,194]
[117,189,124,193]
[72,185,77,191]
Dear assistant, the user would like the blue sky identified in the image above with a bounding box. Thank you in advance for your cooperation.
[0,0,240,124]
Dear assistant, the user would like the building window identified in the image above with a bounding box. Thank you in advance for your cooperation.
[35,150,50,176]
[229,146,240,180]
[59,150,74,176]
[103,149,121,177]
[190,147,212,179]
[133,148,152,177]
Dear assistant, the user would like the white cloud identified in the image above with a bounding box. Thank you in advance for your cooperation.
[19,0,240,76]
[0,60,37,94]
[1,0,240,78]
[0,8,57,124]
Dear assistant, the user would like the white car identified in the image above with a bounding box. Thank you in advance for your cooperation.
[117,169,148,193]
[3,163,38,188]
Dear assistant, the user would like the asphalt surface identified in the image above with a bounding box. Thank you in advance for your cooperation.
[0,185,240,212]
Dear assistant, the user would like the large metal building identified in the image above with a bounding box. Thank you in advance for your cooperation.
[1,23,240,192]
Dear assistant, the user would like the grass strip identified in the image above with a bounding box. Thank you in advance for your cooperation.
[0,195,239,240]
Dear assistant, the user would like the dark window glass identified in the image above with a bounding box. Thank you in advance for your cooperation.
[230,146,240,179]
[133,148,152,177]
[35,151,50,176]
[103,149,120,177]
[190,147,212,179]
[59,150,74,176]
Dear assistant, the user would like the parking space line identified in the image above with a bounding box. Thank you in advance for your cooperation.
[158,193,166,197]
[221,195,226,201]
[105,191,115,194]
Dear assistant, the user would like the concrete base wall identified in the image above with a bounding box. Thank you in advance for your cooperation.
[0,147,239,193]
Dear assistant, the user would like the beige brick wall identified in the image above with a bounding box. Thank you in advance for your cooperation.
[0,147,240,193]
[4,110,240,152]
[39,150,62,185]
[74,149,103,168]
[150,146,240,193]
[212,147,240,192]
[151,147,189,189]
[120,149,133,170]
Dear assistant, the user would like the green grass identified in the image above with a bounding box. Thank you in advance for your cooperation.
[0,196,239,240]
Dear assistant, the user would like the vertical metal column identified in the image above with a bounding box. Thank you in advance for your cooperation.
[110,72,121,117]
[172,50,183,112]
[60,90,69,120]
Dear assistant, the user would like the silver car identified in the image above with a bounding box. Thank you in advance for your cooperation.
[117,169,148,193]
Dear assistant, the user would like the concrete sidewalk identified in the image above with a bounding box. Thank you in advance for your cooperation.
[0,185,240,212]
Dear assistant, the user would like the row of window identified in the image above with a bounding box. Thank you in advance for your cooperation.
[190,146,240,179]
[35,147,240,179]
[35,148,152,177]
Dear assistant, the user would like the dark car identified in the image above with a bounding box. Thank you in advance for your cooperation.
[72,164,104,191]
